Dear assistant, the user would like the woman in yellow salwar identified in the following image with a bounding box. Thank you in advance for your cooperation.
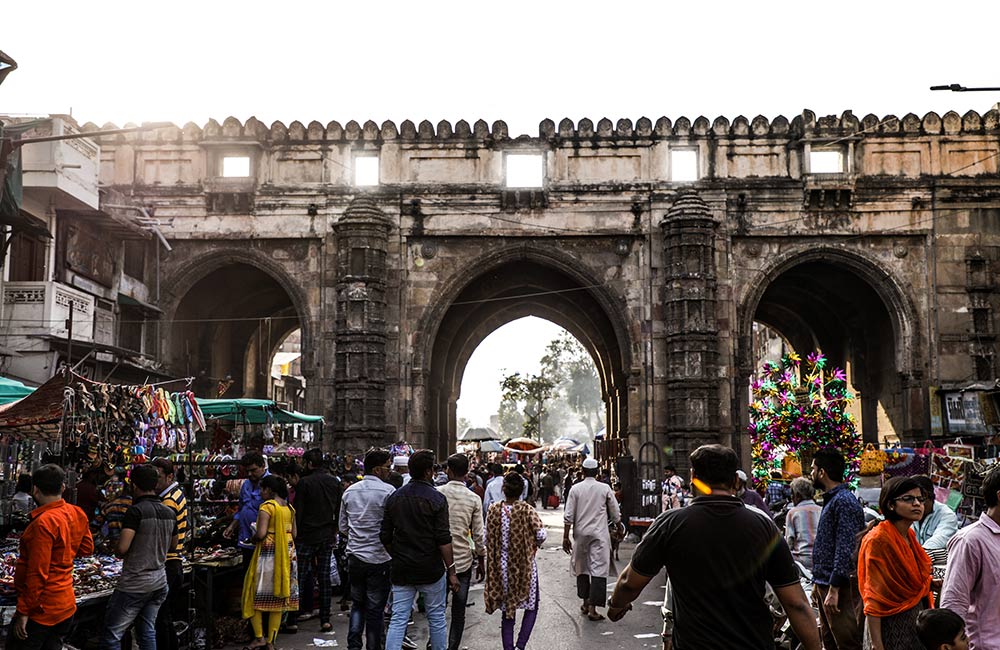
[242,475,299,650]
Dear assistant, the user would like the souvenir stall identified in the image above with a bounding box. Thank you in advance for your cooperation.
[171,397,323,649]
[0,370,210,641]
[749,353,863,490]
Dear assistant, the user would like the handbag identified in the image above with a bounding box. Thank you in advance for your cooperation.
[859,444,887,476]
[917,440,946,456]
[781,454,803,479]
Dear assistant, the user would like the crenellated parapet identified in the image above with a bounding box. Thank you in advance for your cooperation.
[80,108,1000,145]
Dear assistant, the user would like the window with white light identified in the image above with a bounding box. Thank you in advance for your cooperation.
[670,149,699,182]
[354,156,380,186]
[809,149,844,174]
[505,154,544,188]
[222,156,251,178]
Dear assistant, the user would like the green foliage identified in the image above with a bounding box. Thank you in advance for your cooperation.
[540,333,605,437]
[499,371,556,439]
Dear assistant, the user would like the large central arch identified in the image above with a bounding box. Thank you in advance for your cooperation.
[415,246,634,456]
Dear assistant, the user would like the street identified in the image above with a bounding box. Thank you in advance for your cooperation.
[261,506,666,650]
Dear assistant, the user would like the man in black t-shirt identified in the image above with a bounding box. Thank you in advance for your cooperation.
[607,445,820,650]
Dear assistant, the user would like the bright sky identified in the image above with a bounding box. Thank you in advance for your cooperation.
[3,1,998,422]
[2,2,998,136]
[457,317,565,427]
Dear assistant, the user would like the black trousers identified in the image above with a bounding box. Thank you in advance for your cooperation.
[154,559,185,650]
[576,575,607,608]
[6,615,74,650]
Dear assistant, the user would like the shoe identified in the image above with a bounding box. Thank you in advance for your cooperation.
[298,611,317,621]
[402,636,417,650]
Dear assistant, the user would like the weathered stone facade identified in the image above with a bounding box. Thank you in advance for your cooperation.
[87,109,1000,474]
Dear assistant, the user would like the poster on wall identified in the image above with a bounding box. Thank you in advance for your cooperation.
[943,391,987,434]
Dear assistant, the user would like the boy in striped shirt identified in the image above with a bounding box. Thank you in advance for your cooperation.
[152,458,189,650]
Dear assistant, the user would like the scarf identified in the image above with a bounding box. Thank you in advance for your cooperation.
[242,499,295,618]
[484,500,543,619]
[857,520,932,617]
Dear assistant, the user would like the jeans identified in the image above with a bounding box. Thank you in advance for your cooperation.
[385,574,447,650]
[447,569,473,650]
[347,556,392,650]
[154,559,185,650]
[100,586,169,650]
[5,614,74,650]
[292,541,335,624]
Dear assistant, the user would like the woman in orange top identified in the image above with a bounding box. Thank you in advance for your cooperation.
[857,477,934,650]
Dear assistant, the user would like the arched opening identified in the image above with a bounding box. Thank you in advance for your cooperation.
[170,263,302,399]
[457,317,605,445]
[746,255,912,444]
[422,256,631,457]
[269,328,305,413]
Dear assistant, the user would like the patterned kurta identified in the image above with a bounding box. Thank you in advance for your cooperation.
[485,500,546,618]
[243,500,300,613]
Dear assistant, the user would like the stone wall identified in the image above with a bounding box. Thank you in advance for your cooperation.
[88,108,1000,469]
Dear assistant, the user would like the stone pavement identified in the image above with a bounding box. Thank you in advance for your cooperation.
[262,506,667,650]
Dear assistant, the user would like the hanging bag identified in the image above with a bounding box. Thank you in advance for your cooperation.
[859,443,887,476]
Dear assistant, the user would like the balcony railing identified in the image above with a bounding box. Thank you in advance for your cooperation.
[2,281,95,342]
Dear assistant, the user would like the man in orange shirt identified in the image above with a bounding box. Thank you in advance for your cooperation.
[10,464,94,650]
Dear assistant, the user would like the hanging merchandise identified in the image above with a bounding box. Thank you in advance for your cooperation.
[859,444,887,476]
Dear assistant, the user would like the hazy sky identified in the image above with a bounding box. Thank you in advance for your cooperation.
[3,1,998,425]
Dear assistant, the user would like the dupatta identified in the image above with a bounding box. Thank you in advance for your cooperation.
[857,520,932,617]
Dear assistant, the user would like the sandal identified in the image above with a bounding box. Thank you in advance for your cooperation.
[321,623,333,633]
[282,624,298,634]
[587,612,606,621]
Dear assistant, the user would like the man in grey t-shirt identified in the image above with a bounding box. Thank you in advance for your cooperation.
[99,464,178,650]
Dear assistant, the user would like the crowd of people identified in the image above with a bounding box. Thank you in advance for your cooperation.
[611,445,999,650]
[7,442,998,650]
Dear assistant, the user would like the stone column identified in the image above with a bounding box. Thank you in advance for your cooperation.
[659,191,722,470]
[332,198,391,450]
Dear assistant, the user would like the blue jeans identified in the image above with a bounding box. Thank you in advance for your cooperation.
[100,586,169,650]
[347,556,392,650]
[385,575,447,650]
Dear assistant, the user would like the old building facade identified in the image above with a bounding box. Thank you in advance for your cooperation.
[82,109,999,475]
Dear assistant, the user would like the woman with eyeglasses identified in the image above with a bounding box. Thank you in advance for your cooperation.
[857,477,934,650]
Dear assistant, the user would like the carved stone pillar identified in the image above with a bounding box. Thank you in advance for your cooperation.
[332,198,391,450]
[659,191,722,469]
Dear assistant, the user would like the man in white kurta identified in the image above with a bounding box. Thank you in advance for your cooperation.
[563,457,621,620]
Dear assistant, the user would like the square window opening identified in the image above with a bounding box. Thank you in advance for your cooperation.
[354,156,380,186]
[670,149,699,182]
[222,156,251,178]
[809,149,844,174]
[505,154,544,188]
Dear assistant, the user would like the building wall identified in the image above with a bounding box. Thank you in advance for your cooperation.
[87,109,1000,463]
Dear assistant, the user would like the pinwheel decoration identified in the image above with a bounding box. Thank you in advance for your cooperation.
[748,352,861,487]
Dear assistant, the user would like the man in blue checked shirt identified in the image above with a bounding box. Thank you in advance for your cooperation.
[810,448,865,650]
[224,452,268,566]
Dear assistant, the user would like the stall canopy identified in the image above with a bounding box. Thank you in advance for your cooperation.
[479,440,505,453]
[458,426,499,442]
[197,398,323,424]
[0,377,34,405]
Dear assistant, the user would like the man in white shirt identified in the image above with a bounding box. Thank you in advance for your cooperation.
[483,463,528,520]
[437,454,485,650]
[339,450,396,650]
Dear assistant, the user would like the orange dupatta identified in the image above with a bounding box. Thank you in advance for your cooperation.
[857,520,933,617]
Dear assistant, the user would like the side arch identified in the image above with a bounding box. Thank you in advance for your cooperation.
[737,245,920,377]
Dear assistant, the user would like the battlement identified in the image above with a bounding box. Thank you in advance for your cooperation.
[80,109,1000,145]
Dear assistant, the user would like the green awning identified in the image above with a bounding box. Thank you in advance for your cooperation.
[0,376,34,406]
[196,397,323,425]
